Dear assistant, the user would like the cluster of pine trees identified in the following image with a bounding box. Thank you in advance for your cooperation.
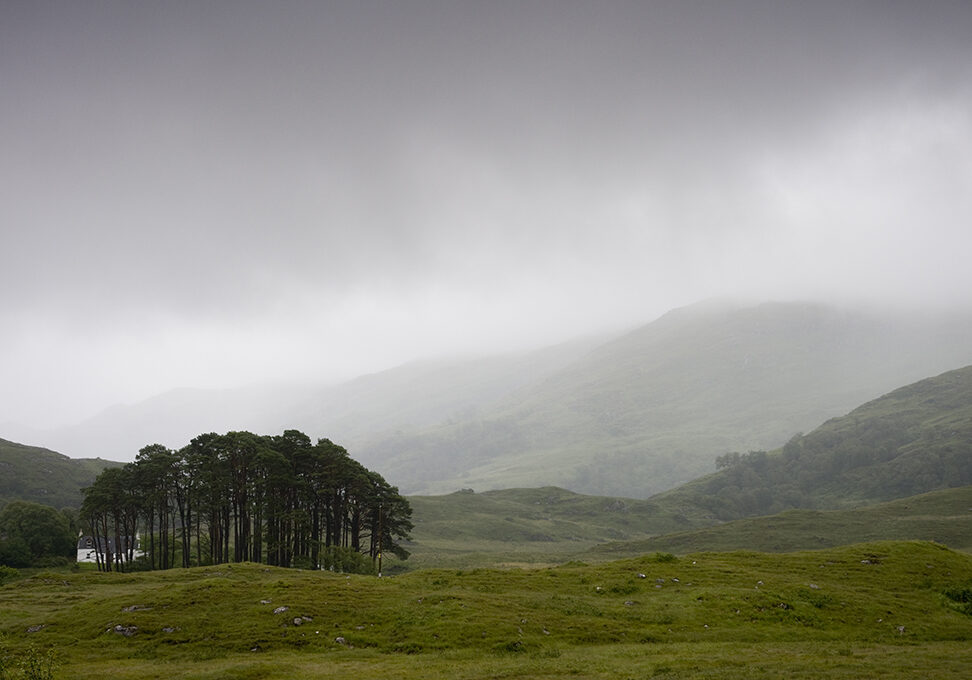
[80,430,412,573]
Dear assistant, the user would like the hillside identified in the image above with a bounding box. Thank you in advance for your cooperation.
[591,486,972,558]
[660,364,972,520]
[404,486,695,569]
[357,301,972,496]
[404,484,972,570]
[1,542,970,678]
[0,438,119,509]
[9,301,972,500]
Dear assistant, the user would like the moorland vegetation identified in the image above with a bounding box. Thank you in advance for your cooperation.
[1,541,971,678]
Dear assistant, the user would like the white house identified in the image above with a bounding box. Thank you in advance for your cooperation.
[76,534,144,565]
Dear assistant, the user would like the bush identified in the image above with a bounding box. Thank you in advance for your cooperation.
[18,644,57,680]
[0,639,57,680]
[0,539,31,568]
[0,565,20,586]
[318,546,374,575]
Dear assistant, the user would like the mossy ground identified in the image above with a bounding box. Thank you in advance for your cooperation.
[2,541,970,678]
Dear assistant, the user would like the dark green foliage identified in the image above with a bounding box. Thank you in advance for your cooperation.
[80,430,412,574]
[943,586,972,616]
[16,645,56,680]
[0,566,19,586]
[0,502,75,566]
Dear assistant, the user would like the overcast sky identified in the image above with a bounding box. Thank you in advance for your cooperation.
[2,1,971,429]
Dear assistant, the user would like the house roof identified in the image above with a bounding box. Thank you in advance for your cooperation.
[77,535,137,552]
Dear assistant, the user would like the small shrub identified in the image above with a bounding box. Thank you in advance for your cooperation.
[609,583,638,595]
[0,566,20,586]
[18,645,57,680]
[0,636,10,680]
[496,640,525,654]
[943,585,972,616]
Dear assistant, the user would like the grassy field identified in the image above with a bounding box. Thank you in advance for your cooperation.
[2,541,971,678]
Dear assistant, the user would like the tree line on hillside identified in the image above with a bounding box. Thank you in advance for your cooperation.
[700,420,972,519]
[79,430,412,574]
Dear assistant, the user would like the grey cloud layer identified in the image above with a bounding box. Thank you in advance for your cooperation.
[2,1,971,426]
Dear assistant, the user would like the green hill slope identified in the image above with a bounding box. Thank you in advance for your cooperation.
[592,486,972,558]
[404,486,695,569]
[2,542,970,679]
[358,301,972,497]
[0,438,119,509]
[661,365,972,520]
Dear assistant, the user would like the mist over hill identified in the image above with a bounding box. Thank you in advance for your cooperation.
[354,301,972,497]
[1,334,603,464]
[7,300,972,500]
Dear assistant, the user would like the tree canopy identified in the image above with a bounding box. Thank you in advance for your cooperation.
[0,500,75,567]
[80,430,412,574]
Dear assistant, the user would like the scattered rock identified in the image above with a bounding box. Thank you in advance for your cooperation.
[624,601,636,607]
[162,627,178,633]
[897,625,906,635]
[112,624,137,637]
[293,617,304,626]
[260,599,272,604]
[637,573,646,579]
[273,606,289,615]
[122,605,151,612]
[809,584,820,589]
[26,624,46,633]
[335,636,347,645]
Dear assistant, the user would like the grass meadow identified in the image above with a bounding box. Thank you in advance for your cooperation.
[2,541,971,678]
